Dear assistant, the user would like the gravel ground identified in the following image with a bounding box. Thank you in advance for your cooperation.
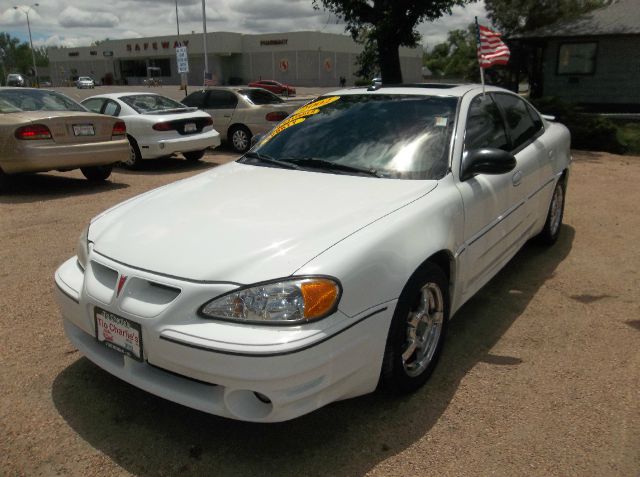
[1,150,639,476]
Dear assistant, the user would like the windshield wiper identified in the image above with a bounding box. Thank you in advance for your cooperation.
[241,151,302,170]
[283,157,382,177]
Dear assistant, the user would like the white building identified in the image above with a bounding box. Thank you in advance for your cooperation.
[47,31,423,87]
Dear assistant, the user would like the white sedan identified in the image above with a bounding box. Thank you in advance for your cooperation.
[55,84,571,422]
[82,93,220,168]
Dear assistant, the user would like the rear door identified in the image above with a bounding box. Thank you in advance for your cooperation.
[493,93,546,245]
[203,90,238,137]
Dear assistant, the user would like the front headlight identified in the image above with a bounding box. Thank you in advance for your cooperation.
[199,277,341,325]
[76,224,89,270]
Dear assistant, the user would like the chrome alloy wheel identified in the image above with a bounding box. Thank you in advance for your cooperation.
[232,129,249,152]
[402,282,445,377]
[549,183,564,237]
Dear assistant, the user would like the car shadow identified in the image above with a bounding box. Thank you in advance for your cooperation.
[0,174,128,205]
[51,226,574,476]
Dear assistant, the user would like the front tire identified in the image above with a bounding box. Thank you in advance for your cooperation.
[381,262,449,393]
[81,164,113,181]
[229,125,251,153]
[183,150,206,162]
[537,178,566,245]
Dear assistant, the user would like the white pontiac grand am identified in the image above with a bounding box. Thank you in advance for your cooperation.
[55,84,571,422]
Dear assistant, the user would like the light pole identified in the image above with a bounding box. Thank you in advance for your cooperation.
[13,3,39,87]
[202,0,209,86]
[174,0,188,95]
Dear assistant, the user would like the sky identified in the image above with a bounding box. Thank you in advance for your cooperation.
[0,0,488,50]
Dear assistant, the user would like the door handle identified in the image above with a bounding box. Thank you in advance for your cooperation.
[512,170,523,187]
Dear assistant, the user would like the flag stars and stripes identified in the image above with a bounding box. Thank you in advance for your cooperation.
[477,24,511,68]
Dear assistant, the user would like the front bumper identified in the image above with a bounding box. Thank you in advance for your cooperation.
[54,254,394,422]
[139,129,221,159]
[0,138,129,174]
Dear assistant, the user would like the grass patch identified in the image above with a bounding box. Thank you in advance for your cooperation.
[616,122,640,156]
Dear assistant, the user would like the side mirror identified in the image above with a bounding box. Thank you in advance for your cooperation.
[460,148,516,181]
[250,133,264,148]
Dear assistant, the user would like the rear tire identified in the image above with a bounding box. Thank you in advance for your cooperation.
[537,178,566,245]
[183,150,206,162]
[81,164,113,181]
[229,125,251,153]
[0,168,9,192]
[123,136,142,169]
[381,262,449,393]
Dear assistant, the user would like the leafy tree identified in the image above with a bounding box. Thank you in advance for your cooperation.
[424,25,478,80]
[0,32,48,82]
[485,0,610,36]
[313,0,475,84]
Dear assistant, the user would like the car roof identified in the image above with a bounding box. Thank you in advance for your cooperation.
[329,83,513,98]
[84,92,161,100]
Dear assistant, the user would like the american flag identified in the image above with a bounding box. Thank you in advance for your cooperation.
[476,24,510,69]
[204,72,216,86]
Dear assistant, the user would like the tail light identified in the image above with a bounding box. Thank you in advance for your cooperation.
[112,121,126,138]
[15,124,52,140]
[266,111,288,122]
[202,117,213,127]
[152,122,175,131]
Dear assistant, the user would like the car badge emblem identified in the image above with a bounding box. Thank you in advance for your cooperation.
[116,275,127,297]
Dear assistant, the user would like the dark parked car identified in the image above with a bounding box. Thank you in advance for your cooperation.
[6,74,26,87]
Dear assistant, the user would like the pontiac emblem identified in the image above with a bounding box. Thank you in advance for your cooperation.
[116,275,127,297]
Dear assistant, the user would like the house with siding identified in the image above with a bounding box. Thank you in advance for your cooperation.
[513,0,640,110]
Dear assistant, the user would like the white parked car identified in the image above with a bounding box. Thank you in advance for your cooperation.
[55,84,571,422]
[82,93,221,168]
[76,76,95,89]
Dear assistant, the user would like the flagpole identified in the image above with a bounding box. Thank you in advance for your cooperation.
[475,16,485,97]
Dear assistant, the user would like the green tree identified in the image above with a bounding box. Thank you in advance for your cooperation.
[0,32,48,80]
[424,24,478,80]
[485,0,610,36]
[313,0,475,84]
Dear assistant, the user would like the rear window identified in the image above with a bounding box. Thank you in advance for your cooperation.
[0,97,23,113]
[0,89,86,112]
[239,88,284,105]
[120,94,188,114]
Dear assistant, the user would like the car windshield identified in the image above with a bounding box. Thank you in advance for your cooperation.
[247,94,458,180]
[0,89,86,112]
[120,94,188,114]
[78,77,92,81]
[239,88,284,105]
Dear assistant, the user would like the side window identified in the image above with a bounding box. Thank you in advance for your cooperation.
[494,94,540,150]
[103,100,120,117]
[83,98,105,114]
[182,90,206,108]
[205,91,238,109]
[464,94,509,152]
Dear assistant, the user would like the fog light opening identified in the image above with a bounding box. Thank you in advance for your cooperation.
[253,391,271,404]
[224,389,274,420]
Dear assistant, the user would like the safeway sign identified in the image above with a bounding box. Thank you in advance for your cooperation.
[176,46,189,73]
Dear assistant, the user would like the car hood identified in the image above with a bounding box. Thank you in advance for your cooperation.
[89,162,437,283]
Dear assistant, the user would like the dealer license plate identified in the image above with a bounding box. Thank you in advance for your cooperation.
[94,308,142,361]
[73,124,95,136]
[184,122,197,133]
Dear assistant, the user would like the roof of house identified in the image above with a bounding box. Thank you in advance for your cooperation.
[514,0,640,38]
